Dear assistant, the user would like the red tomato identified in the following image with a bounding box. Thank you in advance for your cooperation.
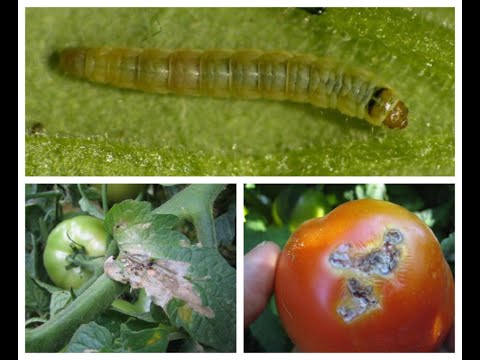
[275,199,454,352]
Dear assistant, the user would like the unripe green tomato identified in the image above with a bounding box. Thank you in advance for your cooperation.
[93,184,145,204]
[43,216,107,289]
[289,189,332,232]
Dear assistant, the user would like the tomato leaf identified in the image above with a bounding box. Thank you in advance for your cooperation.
[214,203,236,245]
[244,226,290,253]
[441,232,455,263]
[49,291,72,316]
[104,200,236,352]
[110,301,156,323]
[25,275,50,315]
[249,305,292,352]
[67,322,114,352]
[78,197,105,219]
[119,323,170,352]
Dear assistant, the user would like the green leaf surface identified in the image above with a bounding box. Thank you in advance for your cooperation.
[249,305,292,352]
[441,232,455,263]
[25,232,41,279]
[119,323,170,352]
[244,225,290,253]
[94,311,131,339]
[78,197,105,219]
[415,208,435,227]
[215,203,236,245]
[67,322,114,352]
[50,291,72,316]
[26,8,454,175]
[111,290,156,323]
[174,338,210,352]
[352,184,388,200]
[25,275,50,314]
[104,200,236,352]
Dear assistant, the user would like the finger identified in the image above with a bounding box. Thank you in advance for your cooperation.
[244,241,281,327]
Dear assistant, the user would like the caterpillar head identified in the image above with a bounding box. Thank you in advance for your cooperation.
[367,88,408,129]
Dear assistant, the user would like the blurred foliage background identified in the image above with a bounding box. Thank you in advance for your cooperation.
[244,184,455,352]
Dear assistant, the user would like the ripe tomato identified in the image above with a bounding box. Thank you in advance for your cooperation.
[43,215,107,289]
[275,199,454,352]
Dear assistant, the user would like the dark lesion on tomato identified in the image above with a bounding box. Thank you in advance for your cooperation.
[337,278,378,323]
[329,228,405,323]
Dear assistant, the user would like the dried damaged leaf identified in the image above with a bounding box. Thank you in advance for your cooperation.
[104,254,214,318]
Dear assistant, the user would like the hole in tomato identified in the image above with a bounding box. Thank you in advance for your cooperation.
[337,278,378,323]
[329,228,404,276]
[329,228,404,323]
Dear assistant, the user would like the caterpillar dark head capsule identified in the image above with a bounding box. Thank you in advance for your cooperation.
[366,88,408,129]
[57,47,409,129]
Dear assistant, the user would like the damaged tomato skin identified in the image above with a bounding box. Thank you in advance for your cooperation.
[43,216,107,289]
[275,199,454,352]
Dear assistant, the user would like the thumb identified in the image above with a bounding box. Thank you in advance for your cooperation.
[244,241,281,327]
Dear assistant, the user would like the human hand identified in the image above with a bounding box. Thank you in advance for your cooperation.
[244,241,280,327]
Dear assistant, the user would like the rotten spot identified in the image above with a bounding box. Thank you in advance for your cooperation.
[104,252,215,318]
[329,228,404,323]
[337,278,378,323]
[328,243,352,269]
[329,228,404,276]
[384,228,403,244]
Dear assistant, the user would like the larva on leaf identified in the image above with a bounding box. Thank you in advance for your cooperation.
[57,47,408,129]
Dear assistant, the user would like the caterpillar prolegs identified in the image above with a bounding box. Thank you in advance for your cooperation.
[58,47,408,129]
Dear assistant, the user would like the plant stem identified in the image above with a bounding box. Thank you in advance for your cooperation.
[25,190,62,200]
[66,254,103,273]
[105,237,119,259]
[101,184,109,213]
[73,266,102,297]
[153,184,226,247]
[25,274,126,353]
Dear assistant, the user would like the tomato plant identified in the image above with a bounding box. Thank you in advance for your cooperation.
[43,215,107,289]
[26,184,236,353]
[274,199,454,352]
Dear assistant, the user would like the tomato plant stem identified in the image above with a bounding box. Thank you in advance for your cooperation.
[101,184,109,212]
[153,184,226,247]
[25,274,126,352]
[25,190,63,200]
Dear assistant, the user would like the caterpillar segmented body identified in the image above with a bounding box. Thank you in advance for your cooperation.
[58,47,408,129]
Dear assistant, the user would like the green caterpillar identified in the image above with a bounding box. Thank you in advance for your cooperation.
[58,47,408,129]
